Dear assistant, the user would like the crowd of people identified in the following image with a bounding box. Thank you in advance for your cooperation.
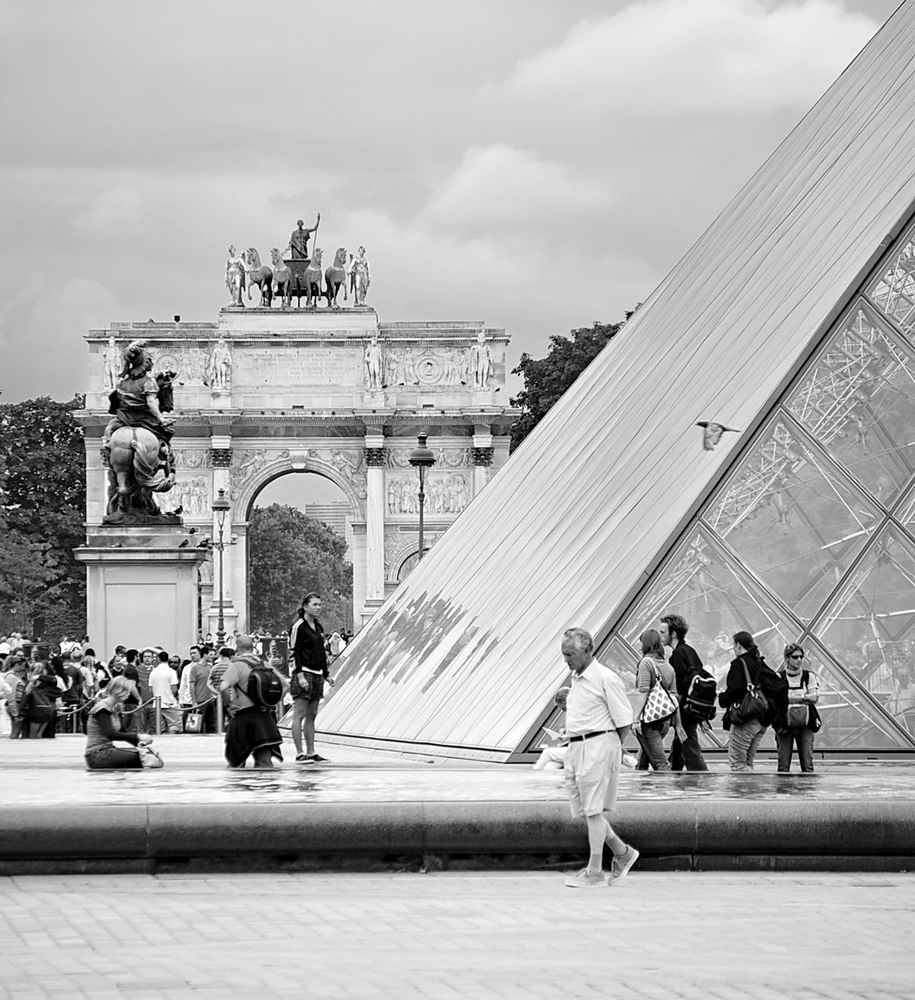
[0,594,345,770]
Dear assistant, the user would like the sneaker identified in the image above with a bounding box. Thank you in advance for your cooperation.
[304,753,329,763]
[295,753,309,763]
[564,868,608,889]
[607,845,640,885]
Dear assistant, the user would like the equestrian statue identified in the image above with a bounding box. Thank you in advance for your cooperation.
[102,339,178,523]
[245,248,273,307]
[325,247,348,308]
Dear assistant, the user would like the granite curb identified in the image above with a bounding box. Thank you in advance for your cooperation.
[1,798,914,874]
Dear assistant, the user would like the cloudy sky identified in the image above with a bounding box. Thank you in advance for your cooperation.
[0,0,901,406]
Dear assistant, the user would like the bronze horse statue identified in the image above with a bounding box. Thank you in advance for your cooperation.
[105,373,177,520]
[245,248,273,307]
[271,248,292,308]
[304,248,324,308]
[324,247,348,308]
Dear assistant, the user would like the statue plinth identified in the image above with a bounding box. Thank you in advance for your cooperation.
[76,524,207,656]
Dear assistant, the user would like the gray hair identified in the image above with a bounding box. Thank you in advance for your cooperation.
[562,627,594,653]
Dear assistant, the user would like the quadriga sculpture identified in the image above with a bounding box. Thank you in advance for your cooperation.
[304,248,324,308]
[325,247,348,308]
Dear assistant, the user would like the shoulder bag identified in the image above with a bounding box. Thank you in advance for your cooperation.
[727,657,769,725]
[640,659,679,725]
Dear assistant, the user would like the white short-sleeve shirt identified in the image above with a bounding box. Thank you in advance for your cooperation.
[565,660,634,736]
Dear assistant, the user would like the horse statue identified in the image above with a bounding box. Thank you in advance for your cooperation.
[104,363,178,522]
[304,248,324,308]
[245,248,273,307]
[325,247,348,308]
[271,248,292,308]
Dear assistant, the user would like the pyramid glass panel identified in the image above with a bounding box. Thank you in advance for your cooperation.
[785,305,915,504]
[871,232,915,337]
[619,527,799,678]
[779,638,912,749]
[704,418,881,621]
[817,527,915,730]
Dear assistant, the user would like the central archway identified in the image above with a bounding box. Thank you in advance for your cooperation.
[248,470,355,635]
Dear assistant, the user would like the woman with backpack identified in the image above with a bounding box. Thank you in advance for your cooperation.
[719,631,787,772]
[776,643,820,772]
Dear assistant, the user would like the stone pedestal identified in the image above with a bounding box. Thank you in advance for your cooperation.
[75,525,207,656]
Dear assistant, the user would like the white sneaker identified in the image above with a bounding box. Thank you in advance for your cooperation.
[564,867,608,888]
[606,845,639,885]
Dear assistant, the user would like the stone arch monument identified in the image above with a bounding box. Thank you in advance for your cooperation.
[77,307,516,648]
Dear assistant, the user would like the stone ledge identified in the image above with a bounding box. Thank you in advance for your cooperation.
[1,799,914,875]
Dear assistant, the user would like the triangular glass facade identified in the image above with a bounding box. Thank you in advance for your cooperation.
[526,222,915,754]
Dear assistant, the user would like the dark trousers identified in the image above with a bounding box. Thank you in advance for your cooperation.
[669,714,708,771]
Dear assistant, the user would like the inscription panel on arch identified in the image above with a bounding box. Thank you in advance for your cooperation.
[235,346,363,387]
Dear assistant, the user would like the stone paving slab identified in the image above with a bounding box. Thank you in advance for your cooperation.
[0,871,914,999]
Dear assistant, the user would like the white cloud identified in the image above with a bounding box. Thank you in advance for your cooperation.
[425,145,613,229]
[74,185,145,237]
[502,0,878,115]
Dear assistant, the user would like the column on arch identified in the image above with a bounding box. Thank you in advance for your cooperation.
[364,432,387,602]
[472,423,494,496]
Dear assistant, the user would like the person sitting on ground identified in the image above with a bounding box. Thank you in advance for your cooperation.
[84,676,155,770]
[220,635,288,769]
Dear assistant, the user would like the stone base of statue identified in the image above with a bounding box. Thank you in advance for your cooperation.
[101,511,183,527]
[75,525,207,657]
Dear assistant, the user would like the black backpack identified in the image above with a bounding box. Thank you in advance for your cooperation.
[246,665,284,710]
[682,671,718,721]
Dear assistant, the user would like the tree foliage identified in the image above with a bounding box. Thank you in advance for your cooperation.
[509,313,638,451]
[0,395,86,638]
[248,503,353,635]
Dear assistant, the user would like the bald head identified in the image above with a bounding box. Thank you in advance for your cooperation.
[235,635,254,653]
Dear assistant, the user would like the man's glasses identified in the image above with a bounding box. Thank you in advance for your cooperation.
[789,653,804,660]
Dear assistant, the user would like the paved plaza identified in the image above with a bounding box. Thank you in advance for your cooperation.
[1,871,913,999]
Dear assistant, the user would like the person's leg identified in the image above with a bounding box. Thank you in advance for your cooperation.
[797,727,815,772]
[777,731,793,772]
[728,722,752,771]
[164,708,181,734]
[85,747,143,769]
[668,734,685,771]
[635,729,651,770]
[680,715,708,771]
[304,699,319,756]
[745,721,766,770]
[291,699,307,757]
[29,722,46,739]
[252,747,274,768]
[642,722,671,771]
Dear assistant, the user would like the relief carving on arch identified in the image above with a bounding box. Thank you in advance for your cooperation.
[386,471,468,515]
[384,446,471,469]
[229,447,367,506]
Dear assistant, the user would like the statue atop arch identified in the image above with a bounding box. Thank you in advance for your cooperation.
[101,339,178,523]
[288,213,320,261]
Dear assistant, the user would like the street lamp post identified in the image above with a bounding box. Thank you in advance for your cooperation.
[211,487,231,648]
[408,433,436,565]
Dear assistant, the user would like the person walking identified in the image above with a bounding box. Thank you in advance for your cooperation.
[20,663,58,739]
[633,629,684,771]
[559,627,638,888]
[220,636,287,769]
[777,643,820,772]
[289,595,335,764]
[719,631,787,772]
[659,614,710,771]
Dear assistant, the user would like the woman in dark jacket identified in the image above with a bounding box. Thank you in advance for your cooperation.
[718,631,787,772]
[20,662,59,739]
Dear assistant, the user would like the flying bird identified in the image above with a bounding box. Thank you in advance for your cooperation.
[696,421,739,451]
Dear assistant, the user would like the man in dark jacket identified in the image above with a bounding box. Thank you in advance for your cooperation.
[289,594,335,763]
[659,614,709,771]
[220,635,287,768]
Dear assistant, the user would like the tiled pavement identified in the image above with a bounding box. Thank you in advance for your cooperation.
[1,871,913,999]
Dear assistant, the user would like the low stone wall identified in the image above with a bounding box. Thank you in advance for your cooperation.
[2,799,913,875]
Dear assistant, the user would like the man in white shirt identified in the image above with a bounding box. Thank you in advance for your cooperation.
[148,651,181,734]
[561,627,639,889]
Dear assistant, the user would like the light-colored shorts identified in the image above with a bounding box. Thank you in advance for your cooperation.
[564,731,621,818]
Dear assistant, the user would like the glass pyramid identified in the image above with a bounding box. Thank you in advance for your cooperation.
[574,235,915,753]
